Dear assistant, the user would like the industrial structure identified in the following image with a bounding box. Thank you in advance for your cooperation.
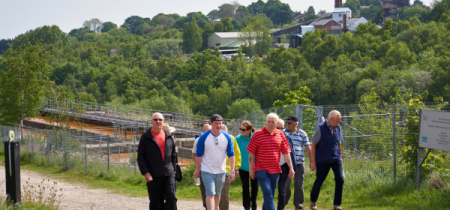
[270,0,367,48]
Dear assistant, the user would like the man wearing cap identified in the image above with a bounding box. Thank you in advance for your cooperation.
[194,114,236,210]
[247,113,295,210]
[138,112,177,210]
[283,115,312,210]
[192,124,212,209]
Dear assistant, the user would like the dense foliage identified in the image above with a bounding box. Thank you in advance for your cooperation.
[1,0,450,120]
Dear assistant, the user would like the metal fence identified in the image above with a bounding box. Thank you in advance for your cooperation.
[226,102,450,179]
[0,101,449,180]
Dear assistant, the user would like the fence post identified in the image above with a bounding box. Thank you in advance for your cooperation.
[296,105,303,130]
[107,135,110,173]
[343,116,347,150]
[135,124,138,174]
[65,131,68,170]
[47,130,51,165]
[100,128,102,153]
[31,128,34,158]
[354,129,357,150]
[393,103,396,182]
[84,132,87,172]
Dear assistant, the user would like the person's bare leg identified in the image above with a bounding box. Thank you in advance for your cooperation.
[214,196,221,210]
[206,195,215,210]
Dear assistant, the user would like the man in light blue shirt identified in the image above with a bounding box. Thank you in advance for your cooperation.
[284,115,312,210]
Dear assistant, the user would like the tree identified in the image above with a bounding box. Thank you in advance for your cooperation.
[235,6,250,22]
[343,0,361,16]
[13,25,68,47]
[239,17,272,56]
[218,3,236,18]
[122,16,147,34]
[101,21,117,32]
[263,0,294,27]
[220,17,234,32]
[171,12,211,29]
[182,17,202,53]
[202,23,214,50]
[207,10,219,21]
[0,43,50,140]
[226,98,261,119]
[360,6,381,21]
[0,39,12,54]
[248,0,265,15]
[306,6,315,15]
[273,86,312,107]
[83,18,103,33]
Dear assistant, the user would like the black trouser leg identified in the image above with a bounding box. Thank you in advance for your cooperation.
[147,175,176,210]
[277,164,290,210]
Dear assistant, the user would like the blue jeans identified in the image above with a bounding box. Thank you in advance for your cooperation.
[256,170,280,210]
[310,160,344,206]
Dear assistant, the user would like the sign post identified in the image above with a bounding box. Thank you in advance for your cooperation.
[4,130,21,203]
[417,109,450,189]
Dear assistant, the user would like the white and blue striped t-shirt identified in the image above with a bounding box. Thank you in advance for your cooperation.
[196,130,235,174]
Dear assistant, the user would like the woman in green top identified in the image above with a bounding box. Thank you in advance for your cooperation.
[236,120,258,210]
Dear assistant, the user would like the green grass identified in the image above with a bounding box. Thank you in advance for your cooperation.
[1,143,449,210]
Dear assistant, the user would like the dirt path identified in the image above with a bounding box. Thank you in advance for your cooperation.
[0,166,248,210]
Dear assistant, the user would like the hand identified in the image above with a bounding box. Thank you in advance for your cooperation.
[249,168,255,180]
[310,161,316,171]
[289,168,295,179]
[145,173,153,182]
[194,169,200,179]
[229,172,236,182]
[235,170,239,177]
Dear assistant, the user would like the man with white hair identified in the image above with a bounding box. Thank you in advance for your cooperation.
[309,110,344,210]
[247,113,295,210]
[138,112,177,210]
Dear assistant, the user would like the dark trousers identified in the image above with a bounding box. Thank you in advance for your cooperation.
[239,169,259,210]
[147,175,176,210]
[310,160,344,206]
[286,164,305,207]
[277,164,290,210]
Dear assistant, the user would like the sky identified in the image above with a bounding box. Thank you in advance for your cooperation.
[0,0,435,40]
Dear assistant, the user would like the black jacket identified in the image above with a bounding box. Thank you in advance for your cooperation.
[137,128,176,178]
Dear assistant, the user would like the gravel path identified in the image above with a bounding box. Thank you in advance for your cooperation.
[0,166,249,210]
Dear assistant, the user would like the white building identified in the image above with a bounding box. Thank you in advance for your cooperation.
[332,8,352,22]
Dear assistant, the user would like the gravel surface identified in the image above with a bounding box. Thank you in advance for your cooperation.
[0,166,250,210]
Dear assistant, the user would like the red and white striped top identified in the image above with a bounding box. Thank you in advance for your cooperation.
[247,127,291,174]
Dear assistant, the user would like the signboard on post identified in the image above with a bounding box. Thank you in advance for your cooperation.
[419,109,450,152]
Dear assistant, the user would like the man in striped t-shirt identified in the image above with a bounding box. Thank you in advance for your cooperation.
[247,113,295,210]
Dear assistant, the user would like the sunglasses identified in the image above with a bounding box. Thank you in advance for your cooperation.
[276,127,284,129]
[152,119,163,122]
[240,128,248,132]
[214,136,219,145]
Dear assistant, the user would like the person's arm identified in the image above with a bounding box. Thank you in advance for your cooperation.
[248,153,255,179]
[339,144,342,159]
[229,156,236,182]
[310,142,317,171]
[282,153,295,179]
[192,153,196,163]
[194,156,202,178]
[232,137,241,177]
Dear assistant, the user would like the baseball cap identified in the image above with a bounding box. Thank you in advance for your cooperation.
[210,114,223,122]
[285,115,298,122]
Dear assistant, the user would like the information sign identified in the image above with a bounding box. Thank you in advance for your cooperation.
[419,109,450,152]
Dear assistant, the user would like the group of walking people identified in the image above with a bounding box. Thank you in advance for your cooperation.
[137,110,345,210]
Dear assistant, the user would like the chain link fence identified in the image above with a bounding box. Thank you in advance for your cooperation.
[0,101,449,181]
